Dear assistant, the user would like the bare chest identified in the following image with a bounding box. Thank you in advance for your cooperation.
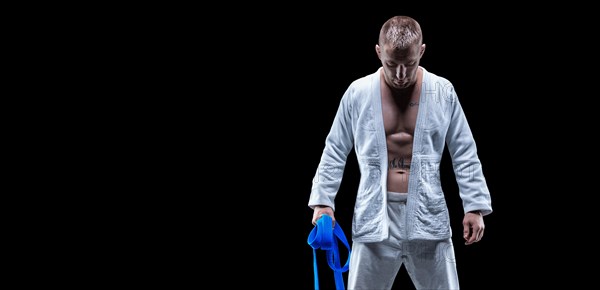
[381,93,420,136]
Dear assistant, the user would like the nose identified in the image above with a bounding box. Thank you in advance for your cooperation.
[395,65,407,79]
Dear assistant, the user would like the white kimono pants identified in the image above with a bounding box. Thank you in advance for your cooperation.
[347,192,460,290]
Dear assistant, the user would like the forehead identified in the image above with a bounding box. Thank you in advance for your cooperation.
[381,43,421,61]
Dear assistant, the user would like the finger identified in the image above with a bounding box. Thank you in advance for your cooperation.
[312,213,328,226]
[463,223,471,240]
[464,224,477,245]
[466,235,478,245]
[312,213,321,225]
[476,227,485,241]
[466,226,484,244]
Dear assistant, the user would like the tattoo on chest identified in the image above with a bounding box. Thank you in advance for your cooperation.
[409,102,419,107]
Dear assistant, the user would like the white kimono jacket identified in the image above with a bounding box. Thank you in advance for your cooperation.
[308,67,493,242]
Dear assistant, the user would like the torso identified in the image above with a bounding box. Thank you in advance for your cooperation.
[381,68,422,194]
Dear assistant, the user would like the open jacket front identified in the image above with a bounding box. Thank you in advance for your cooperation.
[308,67,493,243]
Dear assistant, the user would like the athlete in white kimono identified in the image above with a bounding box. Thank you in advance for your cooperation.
[308,15,493,289]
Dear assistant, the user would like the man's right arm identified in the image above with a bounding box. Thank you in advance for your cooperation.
[308,89,355,211]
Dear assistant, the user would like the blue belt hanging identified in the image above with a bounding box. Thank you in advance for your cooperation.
[307,214,351,290]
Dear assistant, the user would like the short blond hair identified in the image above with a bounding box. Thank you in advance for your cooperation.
[379,16,423,49]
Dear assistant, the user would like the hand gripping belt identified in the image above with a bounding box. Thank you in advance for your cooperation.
[307,214,351,290]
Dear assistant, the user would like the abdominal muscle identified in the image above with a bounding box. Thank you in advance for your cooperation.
[386,132,413,194]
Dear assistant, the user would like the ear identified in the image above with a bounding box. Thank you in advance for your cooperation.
[375,44,382,59]
[420,44,426,57]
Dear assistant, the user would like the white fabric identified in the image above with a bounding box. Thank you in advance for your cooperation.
[309,66,492,243]
[347,193,459,289]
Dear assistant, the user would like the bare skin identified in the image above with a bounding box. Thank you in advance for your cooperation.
[381,65,421,194]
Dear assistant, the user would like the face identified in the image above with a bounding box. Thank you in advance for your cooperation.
[376,42,425,90]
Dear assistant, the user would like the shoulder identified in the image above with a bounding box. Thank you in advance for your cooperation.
[421,67,453,88]
[343,69,379,100]
[349,69,378,89]
[421,67,457,101]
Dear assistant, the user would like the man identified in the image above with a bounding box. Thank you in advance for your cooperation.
[308,15,493,289]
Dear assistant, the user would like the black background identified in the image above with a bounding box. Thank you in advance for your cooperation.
[212,11,537,289]
[129,6,593,289]
[264,12,515,290]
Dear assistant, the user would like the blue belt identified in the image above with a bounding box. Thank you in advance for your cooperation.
[307,214,351,290]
